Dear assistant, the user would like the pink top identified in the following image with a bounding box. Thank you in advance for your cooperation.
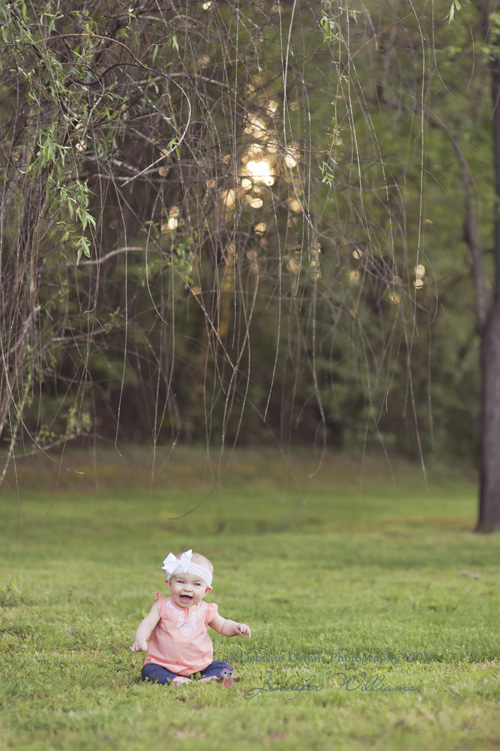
[143,594,218,675]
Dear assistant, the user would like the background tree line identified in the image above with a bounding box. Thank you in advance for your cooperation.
[0,0,496,521]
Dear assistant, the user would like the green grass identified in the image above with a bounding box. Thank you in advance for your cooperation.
[0,447,499,750]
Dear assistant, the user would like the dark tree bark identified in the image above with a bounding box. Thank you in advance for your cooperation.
[478,304,500,530]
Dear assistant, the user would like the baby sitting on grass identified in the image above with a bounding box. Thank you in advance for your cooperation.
[131,548,251,686]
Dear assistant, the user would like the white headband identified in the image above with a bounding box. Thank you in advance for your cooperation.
[162,549,213,587]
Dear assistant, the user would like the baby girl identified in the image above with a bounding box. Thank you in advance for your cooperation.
[131,549,251,685]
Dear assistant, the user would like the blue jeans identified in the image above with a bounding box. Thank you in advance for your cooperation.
[142,660,233,685]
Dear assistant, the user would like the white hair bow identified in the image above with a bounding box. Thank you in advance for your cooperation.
[162,549,193,578]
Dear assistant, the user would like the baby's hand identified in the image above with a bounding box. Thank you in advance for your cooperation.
[130,640,148,652]
[212,615,251,638]
[235,622,251,639]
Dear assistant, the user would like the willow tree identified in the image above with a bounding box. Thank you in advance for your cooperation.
[0,1,431,487]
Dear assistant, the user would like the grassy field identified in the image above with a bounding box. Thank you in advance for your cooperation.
[0,447,499,750]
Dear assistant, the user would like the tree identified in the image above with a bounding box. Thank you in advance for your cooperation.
[2,0,474,501]
[0,0,424,466]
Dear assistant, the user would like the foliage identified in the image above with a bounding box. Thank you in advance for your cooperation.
[0,0,495,477]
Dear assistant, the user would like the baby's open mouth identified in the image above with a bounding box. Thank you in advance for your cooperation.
[180,595,193,602]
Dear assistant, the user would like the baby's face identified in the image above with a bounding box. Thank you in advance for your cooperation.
[167,573,211,608]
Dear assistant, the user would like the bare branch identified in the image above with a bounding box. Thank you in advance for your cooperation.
[43,247,145,270]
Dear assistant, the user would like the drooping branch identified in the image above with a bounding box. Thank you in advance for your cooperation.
[381,98,490,333]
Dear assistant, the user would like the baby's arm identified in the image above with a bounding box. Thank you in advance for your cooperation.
[131,602,160,652]
[209,613,251,639]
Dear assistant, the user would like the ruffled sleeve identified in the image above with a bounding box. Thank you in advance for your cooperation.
[206,601,218,624]
[154,592,166,618]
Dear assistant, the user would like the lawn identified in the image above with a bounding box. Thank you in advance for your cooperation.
[0,447,499,750]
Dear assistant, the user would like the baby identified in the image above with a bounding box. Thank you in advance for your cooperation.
[131,548,251,685]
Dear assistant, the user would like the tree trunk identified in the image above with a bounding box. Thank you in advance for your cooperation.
[478,302,500,530]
